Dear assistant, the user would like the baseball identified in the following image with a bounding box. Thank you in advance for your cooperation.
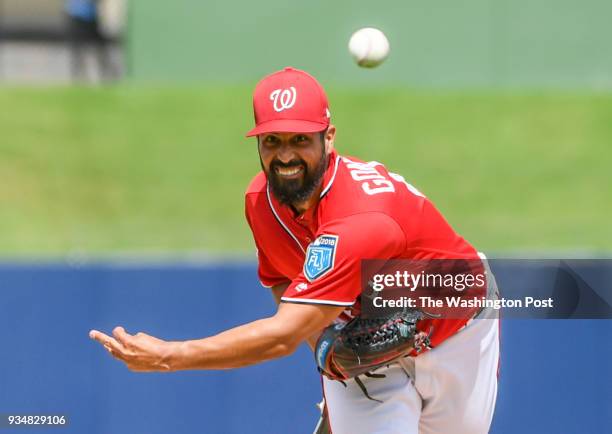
[348,27,390,68]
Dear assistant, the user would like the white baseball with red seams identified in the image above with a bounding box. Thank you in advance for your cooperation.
[348,27,390,68]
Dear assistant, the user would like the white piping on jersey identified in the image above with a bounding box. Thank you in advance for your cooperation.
[265,155,340,253]
[319,155,341,199]
[281,296,354,306]
[266,184,306,253]
[341,157,385,168]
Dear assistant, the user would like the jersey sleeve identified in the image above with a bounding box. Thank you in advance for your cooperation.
[256,244,291,288]
[281,212,405,306]
[245,192,290,288]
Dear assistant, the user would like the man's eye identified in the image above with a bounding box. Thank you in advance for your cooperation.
[295,135,308,143]
[265,136,279,144]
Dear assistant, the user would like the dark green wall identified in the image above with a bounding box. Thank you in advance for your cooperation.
[127,0,612,87]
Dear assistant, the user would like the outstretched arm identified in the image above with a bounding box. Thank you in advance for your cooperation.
[89,300,343,372]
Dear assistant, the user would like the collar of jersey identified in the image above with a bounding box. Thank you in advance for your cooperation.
[266,150,340,246]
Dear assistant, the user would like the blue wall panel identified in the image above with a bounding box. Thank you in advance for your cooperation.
[0,263,610,433]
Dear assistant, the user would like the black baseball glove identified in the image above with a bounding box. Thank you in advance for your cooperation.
[315,309,429,383]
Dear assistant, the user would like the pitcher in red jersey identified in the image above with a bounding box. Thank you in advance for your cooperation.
[90,67,500,434]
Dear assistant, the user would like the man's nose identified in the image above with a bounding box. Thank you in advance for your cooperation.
[276,143,298,164]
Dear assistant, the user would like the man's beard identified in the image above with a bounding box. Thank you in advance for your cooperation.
[265,151,329,207]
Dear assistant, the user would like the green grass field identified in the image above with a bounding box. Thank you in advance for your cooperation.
[1,86,610,257]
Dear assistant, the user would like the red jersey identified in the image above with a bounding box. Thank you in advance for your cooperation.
[245,150,483,349]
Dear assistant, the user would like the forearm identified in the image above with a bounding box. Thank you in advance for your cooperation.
[168,317,299,371]
[90,296,344,372]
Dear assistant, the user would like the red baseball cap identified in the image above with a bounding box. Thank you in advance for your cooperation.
[246,67,331,137]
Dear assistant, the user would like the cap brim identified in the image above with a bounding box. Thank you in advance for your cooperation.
[246,119,329,137]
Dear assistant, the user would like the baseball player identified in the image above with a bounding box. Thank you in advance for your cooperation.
[91,67,500,434]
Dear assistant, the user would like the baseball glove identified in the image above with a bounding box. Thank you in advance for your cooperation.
[315,309,429,385]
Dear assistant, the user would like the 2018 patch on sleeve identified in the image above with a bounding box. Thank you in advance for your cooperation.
[304,234,339,281]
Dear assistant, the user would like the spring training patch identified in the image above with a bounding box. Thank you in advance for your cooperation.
[304,234,339,281]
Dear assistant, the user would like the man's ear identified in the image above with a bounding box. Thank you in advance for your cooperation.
[325,125,336,154]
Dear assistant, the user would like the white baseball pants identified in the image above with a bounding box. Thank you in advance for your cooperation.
[322,318,500,434]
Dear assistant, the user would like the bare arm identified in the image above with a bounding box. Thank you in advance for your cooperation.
[270,282,290,304]
[270,283,323,351]
[89,295,343,372]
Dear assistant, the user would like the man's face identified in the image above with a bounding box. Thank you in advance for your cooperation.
[258,131,330,206]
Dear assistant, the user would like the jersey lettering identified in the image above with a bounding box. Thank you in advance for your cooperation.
[389,172,425,198]
[363,178,395,194]
[345,160,396,195]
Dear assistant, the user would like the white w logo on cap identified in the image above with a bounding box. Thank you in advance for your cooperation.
[270,87,297,112]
